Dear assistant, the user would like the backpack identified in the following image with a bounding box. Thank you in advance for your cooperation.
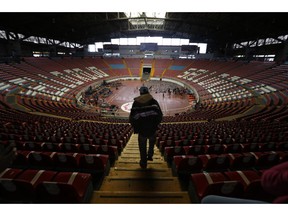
[130,104,162,135]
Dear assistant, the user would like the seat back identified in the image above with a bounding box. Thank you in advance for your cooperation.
[230,154,256,170]
[0,179,34,202]
[204,181,244,201]
[79,144,97,154]
[255,152,280,169]
[178,156,203,174]
[189,172,228,202]
[78,155,105,172]
[186,145,205,156]
[206,145,225,155]
[28,152,54,169]
[225,144,243,153]
[204,155,230,172]
[35,182,80,203]
[52,153,78,170]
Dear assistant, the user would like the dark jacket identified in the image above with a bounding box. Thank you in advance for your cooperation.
[129,93,163,136]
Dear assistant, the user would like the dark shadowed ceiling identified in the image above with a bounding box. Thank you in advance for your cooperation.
[0,12,288,45]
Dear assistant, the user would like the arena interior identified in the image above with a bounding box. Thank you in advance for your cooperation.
[0,10,288,213]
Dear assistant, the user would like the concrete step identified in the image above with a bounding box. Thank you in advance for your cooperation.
[90,191,191,204]
[114,158,168,168]
[99,176,182,192]
[117,155,164,162]
[121,152,162,157]
[89,133,189,204]
[113,162,169,169]
[109,167,172,177]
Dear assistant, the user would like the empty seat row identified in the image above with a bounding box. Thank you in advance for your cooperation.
[172,151,288,179]
[188,170,275,203]
[13,150,110,177]
[0,168,93,203]
[164,142,288,163]
[2,134,126,153]
[12,142,118,164]
[158,137,287,151]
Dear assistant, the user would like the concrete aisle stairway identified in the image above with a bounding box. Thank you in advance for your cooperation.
[90,134,191,204]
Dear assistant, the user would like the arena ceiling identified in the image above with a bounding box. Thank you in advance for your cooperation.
[0,12,288,46]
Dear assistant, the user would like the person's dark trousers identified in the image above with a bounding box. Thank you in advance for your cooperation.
[138,132,156,164]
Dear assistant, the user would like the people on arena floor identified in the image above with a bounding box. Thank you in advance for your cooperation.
[129,86,163,169]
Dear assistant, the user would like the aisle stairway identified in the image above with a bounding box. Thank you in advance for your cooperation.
[90,134,191,203]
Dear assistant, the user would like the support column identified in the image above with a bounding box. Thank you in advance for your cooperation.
[9,40,22,62]
[274,41,288,64]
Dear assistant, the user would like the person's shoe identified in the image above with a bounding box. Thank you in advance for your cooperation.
[139,161,147,169]
[147,156,153,161]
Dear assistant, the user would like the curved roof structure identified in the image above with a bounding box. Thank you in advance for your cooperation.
[0,12,288,45]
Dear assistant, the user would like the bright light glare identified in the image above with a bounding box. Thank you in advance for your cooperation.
[90,37,207,53]
[124,12,166,19]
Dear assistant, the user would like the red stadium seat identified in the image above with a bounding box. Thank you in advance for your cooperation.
[52,152,81,171]
[223,170,274,202]
[224,170,261,189]
[172,155,203,179]
[0,169,57,202]
[184,145,206,156]
[242,143,260,152]
[59,143,80,153]
[225,144,244,153]
[22,142,42,151]
[249,152,281,169]
[78,154,110,175]
[227,153,256,170]
[109,138,123,153]
[78,144,98,154]
[12,150,30,168]
[164,146,185,163]
[276,142,288,151]
[95,145,118,165]
[205,145,225,155]
[27,151,55,169]
[159,139,174,153]
[41,142,61,152]
[35,172,93,203]
[189,172,244,203]
[201,155,231,172]
[259,142,277,152]
[0,168,24,179]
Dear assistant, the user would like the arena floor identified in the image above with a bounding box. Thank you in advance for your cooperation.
[102,80,192,117]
